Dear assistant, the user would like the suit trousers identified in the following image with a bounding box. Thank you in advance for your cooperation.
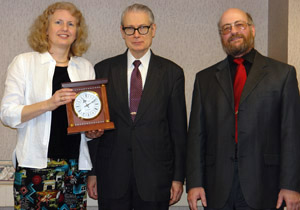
[205,159,283,210]
[98,160,169,210]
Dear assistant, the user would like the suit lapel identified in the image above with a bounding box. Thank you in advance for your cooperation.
[110,52,132,121]
[134,53,164,123]
[215,59,235,112]
[240,52,268,105]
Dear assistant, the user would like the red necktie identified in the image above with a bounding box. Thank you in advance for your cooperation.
[130,60,142,121]
[233,58,247,143]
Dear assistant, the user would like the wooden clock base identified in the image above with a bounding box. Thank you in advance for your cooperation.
[62,79,115,134]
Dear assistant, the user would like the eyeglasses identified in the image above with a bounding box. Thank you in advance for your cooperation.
[122,25,152,36]
[219,21,252,35]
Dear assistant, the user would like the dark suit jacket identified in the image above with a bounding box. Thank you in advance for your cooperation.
[186,50,300,209]
[88,51,187,202]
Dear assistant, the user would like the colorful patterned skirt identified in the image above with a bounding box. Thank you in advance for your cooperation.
[14,158,88,210]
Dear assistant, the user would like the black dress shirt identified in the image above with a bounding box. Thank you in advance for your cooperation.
[228,48,256,83]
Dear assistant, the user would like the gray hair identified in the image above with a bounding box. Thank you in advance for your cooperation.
[245,12,254,25]
[121,3,155,25]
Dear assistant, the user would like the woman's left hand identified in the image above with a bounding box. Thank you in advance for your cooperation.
[85,129,104,139]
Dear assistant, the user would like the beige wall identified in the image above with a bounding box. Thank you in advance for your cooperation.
[0,0,269,160]
[268,0,288,63]
[288,0,300,84]
[268,0,300,86]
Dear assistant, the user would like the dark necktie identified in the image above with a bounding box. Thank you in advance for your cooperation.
[233,58,247,143]
[130,60,142,121]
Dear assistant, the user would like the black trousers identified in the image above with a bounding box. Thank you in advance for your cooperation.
[97,168,169,210]
[205,160,283,210]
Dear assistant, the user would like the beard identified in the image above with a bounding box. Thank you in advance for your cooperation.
[221,31,254,57]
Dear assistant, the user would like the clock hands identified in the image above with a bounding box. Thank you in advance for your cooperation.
[85,98,96,108]
[74,91,101,119]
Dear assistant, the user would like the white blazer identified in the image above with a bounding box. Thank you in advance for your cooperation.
[0,52,95,170]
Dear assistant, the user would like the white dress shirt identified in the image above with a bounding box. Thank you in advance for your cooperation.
[0,51,95,170]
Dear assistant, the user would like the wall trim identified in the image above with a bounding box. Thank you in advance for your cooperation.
[0,161,14,185]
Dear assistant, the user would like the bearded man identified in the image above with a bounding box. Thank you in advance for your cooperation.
[186,8,300,210]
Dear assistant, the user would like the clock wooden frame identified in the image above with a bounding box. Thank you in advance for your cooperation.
[62,79,115,134]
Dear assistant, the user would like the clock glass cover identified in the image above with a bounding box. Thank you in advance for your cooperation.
[73,91,102,119]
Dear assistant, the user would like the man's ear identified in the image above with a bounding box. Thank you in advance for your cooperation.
[151,23,157,38]
[251,24,255,37]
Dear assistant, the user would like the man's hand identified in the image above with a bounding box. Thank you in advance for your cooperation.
[87,175,98,200]
[85,129,104,139]
[276,189,300,210]
[187,187,207,210]
[169,181,183,205]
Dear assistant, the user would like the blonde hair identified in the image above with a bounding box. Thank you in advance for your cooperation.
[27,2,89,57]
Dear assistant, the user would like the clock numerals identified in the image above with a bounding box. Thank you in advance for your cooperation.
[73,91,102,119]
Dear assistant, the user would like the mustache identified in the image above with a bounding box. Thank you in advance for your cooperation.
[228,34,245,42]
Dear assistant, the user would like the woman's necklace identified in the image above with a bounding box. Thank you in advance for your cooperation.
[56,59,69,64]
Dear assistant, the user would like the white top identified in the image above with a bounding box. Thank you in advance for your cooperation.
[127,49,151,98]
[0,51,95,170]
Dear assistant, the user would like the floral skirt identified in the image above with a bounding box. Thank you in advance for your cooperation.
[14,158,88,210]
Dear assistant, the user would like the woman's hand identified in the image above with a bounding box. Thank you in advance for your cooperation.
[47,88,76,111]
[21,88,76,123]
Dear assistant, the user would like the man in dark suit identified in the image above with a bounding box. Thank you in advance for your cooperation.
[186,8,300,210]
[87,3,187,210]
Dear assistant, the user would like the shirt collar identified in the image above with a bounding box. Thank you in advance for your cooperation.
[127,49,151,69]
[40,51,54,64]
[40,51,77,67]
[227,48,256,65]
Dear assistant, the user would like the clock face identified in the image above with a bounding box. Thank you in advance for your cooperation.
[73,91,102,119]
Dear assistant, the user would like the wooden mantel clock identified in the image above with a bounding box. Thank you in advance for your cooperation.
[62,79,115,134]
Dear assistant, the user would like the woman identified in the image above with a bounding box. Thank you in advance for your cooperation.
[0,2,101,209]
